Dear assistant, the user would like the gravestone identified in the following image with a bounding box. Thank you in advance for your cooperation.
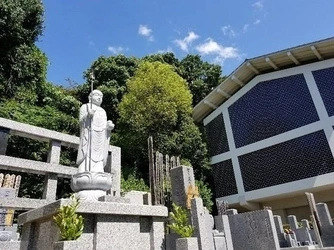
[168,166,198,250]
[273,215,298,247]
[316,203,333,227]
[170,166,195,208]
[228,209,280,250]
[191,198,215,250]
[0,188,16,242]
[301,219,316,244]
[287,215,314,246]
[316,202,334,247]
[0,173,21,242]
[214,199,233,249]
[214,214,233,250]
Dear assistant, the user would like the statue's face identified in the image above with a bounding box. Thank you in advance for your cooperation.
[91,92,103,105]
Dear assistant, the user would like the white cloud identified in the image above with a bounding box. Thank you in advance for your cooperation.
[157,46,173,54]
[252,1,264,10]
[242,24,249,33]
[88,41,95,46]
[108,46,127,54]
[222,25,237,37]
[174,31,199,52]
[196,38,239,64]
[254,19,261,25]
[138,25,154,41]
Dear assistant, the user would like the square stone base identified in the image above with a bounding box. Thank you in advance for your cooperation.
[18,198,168,250]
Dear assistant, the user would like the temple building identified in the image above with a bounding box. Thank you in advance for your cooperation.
[193,37,334,221]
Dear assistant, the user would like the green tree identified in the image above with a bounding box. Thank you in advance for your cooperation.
[119,61,192,134]
[142,52,181,73]
[75,55,139,123]
[0,0,47,102]
[118,61,210,179]
[179,55,224,106]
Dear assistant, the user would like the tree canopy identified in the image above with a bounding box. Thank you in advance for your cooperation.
[118,61,210,179]
[0,0,47,102]
[119,61,192,134]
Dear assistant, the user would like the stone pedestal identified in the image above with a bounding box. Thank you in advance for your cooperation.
[176,237,198,250]
[71,172,113,201]
[18,198,168,250]
[53,240,91,250]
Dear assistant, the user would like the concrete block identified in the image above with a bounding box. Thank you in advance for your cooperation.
[176,237,198,250]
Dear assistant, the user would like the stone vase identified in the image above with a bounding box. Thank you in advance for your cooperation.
[176,237,199,250]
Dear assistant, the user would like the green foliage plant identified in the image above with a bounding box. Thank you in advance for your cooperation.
[167,203,194,238]
[0,0,47,100]
[119,61,192,134]
[121,173,150,193]
[195,180,213,213]
[53,194,84,241]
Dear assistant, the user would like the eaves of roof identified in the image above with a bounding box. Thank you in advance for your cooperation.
[192,37,334,123]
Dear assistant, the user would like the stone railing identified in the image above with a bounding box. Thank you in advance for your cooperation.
[0,117,121,211]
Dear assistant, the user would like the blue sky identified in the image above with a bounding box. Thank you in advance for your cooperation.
[38,0,334,86]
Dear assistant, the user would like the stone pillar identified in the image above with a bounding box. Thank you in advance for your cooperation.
[287,215,299,230]
[301,219,310,229]
[170,166,195,208]
[273,215,284,234]
[316,203,333,227]
[43,140,61,201]
[105,146,121,196]
[214,215,233,249]
[19,222,36,250]
[0,127,10,155]
[191,198,215,250]
[150,218,165,250]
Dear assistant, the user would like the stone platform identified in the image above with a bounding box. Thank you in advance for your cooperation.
[16,198,168,250]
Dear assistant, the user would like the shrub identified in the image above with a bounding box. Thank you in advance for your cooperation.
[167,203,194,238]
[53,194,84,241]
[196,180,213,213]
[121,173,150,193]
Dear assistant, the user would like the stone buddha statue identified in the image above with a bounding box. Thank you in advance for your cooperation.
[71,90,114,201]
[76,89,114,173]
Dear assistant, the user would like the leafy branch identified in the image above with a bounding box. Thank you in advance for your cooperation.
[167,203,194,238]
[53,194,84,241]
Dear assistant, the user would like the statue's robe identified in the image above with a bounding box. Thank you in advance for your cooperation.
[76,103,111,172]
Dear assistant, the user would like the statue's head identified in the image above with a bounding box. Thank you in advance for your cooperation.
[89,90,103,106]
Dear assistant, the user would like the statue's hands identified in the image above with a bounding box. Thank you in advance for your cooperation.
[107,120,115,130]
[88,108,96,117]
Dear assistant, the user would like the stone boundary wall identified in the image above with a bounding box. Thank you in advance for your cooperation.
[0,117,121,210]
